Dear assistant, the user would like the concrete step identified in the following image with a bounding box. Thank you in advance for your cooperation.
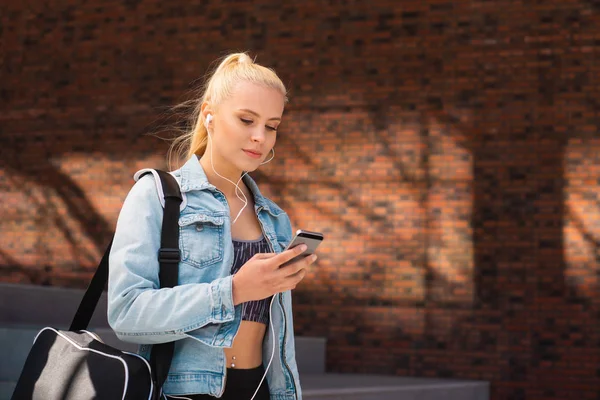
[301,373,489,400]
[0,282,327,379]
[0,325,325,383]
[1,374,489,400]
[0,326,487,400]
[0,283,110,328]
[0,382,15,400]
[0,284,488,400]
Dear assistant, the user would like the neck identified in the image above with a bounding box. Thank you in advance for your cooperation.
[199,152,247,199]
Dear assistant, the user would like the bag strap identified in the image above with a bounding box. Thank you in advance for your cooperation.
[69,239,112,331]
[149,170,182,398]
[69,169,182,398]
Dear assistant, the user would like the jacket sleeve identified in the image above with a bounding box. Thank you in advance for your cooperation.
[107,174,236,345]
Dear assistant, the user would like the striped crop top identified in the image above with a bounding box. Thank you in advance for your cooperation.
[230,235,272,325]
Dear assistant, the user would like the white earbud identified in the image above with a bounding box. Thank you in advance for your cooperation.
[205,114,212,130]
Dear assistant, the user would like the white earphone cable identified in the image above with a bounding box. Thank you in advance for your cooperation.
[250,295,277,400]
[205,114,277,399]
[205,114,274,225]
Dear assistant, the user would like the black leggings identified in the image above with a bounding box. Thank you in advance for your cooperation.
[165,366,270,400]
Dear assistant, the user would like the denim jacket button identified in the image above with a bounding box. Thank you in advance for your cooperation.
[195,223,204,232]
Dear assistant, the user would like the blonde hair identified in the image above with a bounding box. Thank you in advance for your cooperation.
[166,52,288,170]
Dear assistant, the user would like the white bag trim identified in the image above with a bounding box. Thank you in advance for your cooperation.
[32,327,153,400]
[133,168,187,211]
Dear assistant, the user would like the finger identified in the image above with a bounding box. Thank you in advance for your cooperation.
[278,253,317,277]
[270,244,308,268]
[280,268,307,291]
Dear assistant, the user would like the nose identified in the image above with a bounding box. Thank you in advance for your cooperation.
[250,127,266,143]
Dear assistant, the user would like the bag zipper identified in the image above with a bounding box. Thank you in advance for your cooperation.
[81,329,104,343]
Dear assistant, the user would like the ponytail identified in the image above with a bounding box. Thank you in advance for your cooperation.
[166,52,287,170]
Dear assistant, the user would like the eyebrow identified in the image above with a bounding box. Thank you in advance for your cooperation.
[238,108,281,121]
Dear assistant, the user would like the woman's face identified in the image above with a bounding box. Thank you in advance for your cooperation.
[206,81,285,173]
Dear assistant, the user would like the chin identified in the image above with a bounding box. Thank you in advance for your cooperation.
[231,158,260,173]
[242,163,261,172]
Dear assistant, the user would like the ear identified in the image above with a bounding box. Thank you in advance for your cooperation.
[200,101,213,124]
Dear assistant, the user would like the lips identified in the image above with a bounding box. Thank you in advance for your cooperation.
[243,149,262,159]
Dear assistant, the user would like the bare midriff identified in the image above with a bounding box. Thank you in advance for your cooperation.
[224,184,269,369]
[224,320,267,369]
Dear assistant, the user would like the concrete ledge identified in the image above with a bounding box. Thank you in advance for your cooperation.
[0,284,488,400]
[301,373,489,400]
[0,382,15,400]
[0,326,488,400]
[0,326,325,382]
[0,375,491,400]
[0,283,109,328]
[0,283,327,376]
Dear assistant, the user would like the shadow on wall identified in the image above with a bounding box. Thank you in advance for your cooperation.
[0,119,167,286]
[2,4,600,395]
[2,84,599,390]
[274,103,600,397]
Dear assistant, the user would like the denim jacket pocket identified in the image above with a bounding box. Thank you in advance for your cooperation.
[179,213,225,269]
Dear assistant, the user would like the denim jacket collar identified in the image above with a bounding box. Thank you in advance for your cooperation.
[178,154,283,216]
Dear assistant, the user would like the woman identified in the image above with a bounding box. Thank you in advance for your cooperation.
[107,52,315,400]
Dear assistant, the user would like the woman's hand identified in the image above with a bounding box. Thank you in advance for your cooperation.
[231,244,317,305]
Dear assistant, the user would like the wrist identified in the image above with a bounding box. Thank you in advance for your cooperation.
[232,274,244,306]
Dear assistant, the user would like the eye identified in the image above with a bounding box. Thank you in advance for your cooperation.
[266,126,278,132]
[240,118,253,125]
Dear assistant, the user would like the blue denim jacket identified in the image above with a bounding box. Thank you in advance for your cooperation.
[107,155,302,399]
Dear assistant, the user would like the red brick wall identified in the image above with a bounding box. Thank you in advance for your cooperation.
[2,1,600,398]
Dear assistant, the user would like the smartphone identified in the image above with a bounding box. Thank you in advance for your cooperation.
[280,229,324,268]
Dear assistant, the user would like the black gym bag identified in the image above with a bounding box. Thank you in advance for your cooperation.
[11,170,182,400]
